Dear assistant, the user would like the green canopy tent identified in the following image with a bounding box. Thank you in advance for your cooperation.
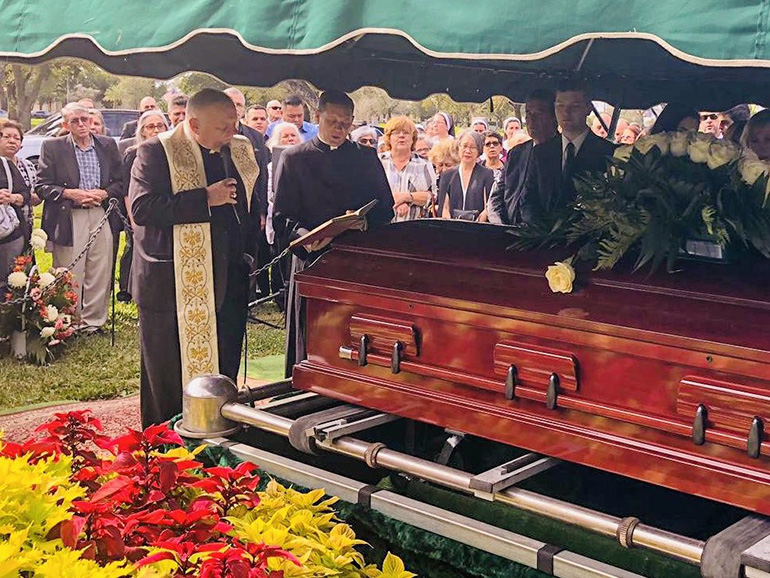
[2,0,770,108]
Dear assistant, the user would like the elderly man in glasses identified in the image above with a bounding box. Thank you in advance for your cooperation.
[266,100,283,124]
[350,125,378,148]
[37,102,123,334]
[699,111,723,138]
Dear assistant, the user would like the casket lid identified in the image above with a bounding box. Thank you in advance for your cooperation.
[297,220,770,356]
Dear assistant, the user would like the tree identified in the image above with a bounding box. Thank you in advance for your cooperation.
[103,76,164,109]
[280,79,319,112]
[174,72,227,96]
[2,62,51,129]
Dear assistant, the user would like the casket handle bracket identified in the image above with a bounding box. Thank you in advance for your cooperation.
[546,373,559,410]
[391,341,403,374]
[692,404,707,446]
[358,334,369,367]
[748,416,764,459]
[505,365,518,400]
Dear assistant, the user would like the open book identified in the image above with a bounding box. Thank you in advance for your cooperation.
[290,199,379,249]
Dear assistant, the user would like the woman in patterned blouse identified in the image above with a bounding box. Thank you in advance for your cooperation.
[0,119,39,234]
[380,116,437,222]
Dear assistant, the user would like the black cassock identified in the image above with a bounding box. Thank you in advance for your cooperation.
[129,140,259,428]
[273,137,394,377]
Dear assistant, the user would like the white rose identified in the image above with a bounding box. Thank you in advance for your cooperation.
[669,132,690,157]
[545,261,576,294]
[613,145,633,162]
[688,134,713,164]
[38,272,56,289]
[635,133,669,155]
[739,156,768,185]
[61,314,71,329]
[31,228,47,243]
[40,327,55,339]
[7,271,28,289]
[30,235,46,251]
[707,141,741,170]
[46,305,59,323]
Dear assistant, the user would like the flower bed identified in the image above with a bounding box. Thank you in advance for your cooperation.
[0,411,414,577]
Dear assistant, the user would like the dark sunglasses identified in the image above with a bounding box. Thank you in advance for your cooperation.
[700,113,719,121]
[357,138,376,145]
[269,106,282,110]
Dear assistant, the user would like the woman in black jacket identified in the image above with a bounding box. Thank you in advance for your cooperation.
[438,130,495,222]
[0,121,31,284]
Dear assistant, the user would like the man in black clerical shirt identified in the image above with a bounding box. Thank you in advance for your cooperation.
[273,89,394,376]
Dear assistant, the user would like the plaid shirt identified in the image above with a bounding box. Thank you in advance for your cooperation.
[70,136,101,191]
[380,152,437,222]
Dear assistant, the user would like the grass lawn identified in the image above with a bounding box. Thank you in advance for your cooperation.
[0,230,286,412]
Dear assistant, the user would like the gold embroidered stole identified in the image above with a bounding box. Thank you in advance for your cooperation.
[158,122,259,386]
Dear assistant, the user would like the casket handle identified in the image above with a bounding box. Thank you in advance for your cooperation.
[546,373,559,410]
[748,417,764,459]
[358,334,369,367]
[504,365,518,400]
[692,404,707,446]
[391,341,403,374]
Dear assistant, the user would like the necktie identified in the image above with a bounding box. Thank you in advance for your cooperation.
[563,141,575,189]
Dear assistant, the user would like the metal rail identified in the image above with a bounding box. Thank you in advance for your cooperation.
[220,401,705,565]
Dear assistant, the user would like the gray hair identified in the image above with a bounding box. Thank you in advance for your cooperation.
[350,125,378,143]
[61,102,89,121]
[266,122,301,150]
[457,129,484,154]
[135,110,169,145]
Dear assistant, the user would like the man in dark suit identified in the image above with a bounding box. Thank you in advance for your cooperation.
[37,102,122,332]
[129,89,260,427]
[224,87,271,298]
[120,96,159,139]
[488,89,559,225]
[518,82,616,225]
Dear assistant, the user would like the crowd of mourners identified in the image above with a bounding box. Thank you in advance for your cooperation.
[2,83,770,337]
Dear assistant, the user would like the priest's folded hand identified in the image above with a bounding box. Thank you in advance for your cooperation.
[308,237,333,252]
[206,178,238,207]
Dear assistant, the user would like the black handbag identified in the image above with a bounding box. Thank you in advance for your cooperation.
[451,208,480,221]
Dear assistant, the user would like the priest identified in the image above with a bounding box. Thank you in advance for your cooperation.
[129,89,260,427]
[273,89,394,376]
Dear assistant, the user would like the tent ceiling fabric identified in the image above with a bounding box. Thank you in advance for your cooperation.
[2,0,770,108]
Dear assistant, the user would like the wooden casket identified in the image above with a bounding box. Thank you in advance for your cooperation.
[293,220,770,515]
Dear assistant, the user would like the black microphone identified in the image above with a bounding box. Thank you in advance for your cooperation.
[219,145,241,225]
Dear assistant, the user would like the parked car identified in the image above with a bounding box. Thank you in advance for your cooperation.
[18,109,139,164]
[30,110,51,119]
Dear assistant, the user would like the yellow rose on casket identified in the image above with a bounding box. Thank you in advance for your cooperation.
[545,261,575,294]
[739,155,768,185]
[688,134,713,163]
[635,133,669,155]
[707,140,741,169]
[669,131,690,157]
[613,145,633,162]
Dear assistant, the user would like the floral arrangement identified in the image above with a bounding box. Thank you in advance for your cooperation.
[509,131,770,292]
[0,411,414,578]
[1,231,78,363]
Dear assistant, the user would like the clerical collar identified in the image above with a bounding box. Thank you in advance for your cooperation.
[199,143,221,155]
[317,135,344,151]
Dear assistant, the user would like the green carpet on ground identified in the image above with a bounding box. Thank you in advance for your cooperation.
[244,354,285,383]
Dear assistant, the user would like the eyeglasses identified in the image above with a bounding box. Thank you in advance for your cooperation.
[700,113,719,121]
[459,144,478,151]
[484,141,501,147]
[357,138,376,145]
[144,123,166,131]
[68,116,90,125]
[269,106,282,110]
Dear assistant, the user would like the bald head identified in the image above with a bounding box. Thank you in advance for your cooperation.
[139,96,158,112]
[224,87,246,119]
[187,89,238,151]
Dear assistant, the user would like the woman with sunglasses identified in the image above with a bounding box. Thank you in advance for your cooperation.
[350,125,378,148]
[439,130,494,222]
[380,116,437,221]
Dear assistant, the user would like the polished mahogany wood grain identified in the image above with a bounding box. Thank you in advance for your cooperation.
[349,313,419,356]
[678,375,770,432]
[294,220,770,513]
[494,341,579,391]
